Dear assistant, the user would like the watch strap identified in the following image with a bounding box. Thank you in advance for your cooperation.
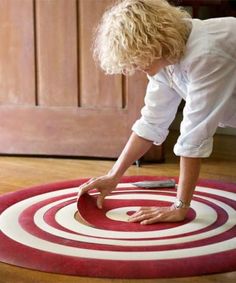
[174,199,190,209]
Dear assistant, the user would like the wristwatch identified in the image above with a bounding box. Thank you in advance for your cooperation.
[174,199,190,209]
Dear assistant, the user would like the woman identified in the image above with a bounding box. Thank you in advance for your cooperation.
[78,0,236,224]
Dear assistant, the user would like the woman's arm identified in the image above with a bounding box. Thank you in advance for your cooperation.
[177,156,201,205]
[128,156,201,224]
[78,132,153,208]
[108,132,153,179]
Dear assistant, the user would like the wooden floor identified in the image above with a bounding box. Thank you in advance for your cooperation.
[0,132,235,283]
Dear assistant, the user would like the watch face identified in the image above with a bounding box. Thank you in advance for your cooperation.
[175,200,190,209]
[175,200,182,208]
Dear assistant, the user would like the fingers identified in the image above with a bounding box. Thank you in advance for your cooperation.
[128,208,162,224]
[140,214,168,225]
[77,178,97,198]
[129,212,169,224]
[77,177,109,209]
[128,207,153,221]
[97,193,106,209]
[128,206,183,225]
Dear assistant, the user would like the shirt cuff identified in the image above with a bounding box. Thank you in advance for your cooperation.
[173,137,213,157]
[132,119,168,145]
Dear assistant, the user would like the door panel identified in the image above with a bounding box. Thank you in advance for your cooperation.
[0,106,129,157]
[0,0,35,105]
[0,0,163,160]
[36,0,78,107]
[79,0,124,109]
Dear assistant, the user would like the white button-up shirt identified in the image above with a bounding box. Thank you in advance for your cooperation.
[132,17,236,157]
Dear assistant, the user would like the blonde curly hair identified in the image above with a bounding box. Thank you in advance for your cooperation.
[93,0,191,75]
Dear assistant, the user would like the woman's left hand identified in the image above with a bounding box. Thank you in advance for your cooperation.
[128,205,188,224]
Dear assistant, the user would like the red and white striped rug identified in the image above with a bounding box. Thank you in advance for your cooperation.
[0,176,235,279]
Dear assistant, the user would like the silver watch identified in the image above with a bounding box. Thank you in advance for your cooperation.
[174,199,190,209]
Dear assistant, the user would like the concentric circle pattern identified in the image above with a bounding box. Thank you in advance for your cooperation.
[0,176,235,279]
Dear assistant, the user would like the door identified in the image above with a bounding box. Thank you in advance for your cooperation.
[0,0,163,159]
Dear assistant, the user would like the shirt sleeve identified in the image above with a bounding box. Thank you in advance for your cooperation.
[132,72,182,145]
[174,53,236,157]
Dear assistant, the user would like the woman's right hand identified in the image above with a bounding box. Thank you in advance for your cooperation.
[77,133,153,209]
[77,174,120,209]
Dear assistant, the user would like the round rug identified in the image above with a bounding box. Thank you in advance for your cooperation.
[0,176,235,279]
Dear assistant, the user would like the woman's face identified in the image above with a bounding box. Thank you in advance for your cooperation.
[139,59,170,76]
